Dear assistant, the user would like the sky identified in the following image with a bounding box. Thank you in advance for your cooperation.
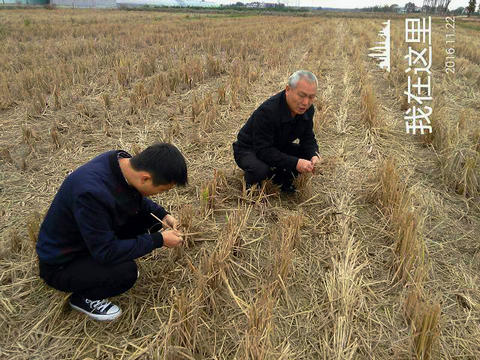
[216,0,468,9]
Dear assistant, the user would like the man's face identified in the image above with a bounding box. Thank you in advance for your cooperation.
[139,179,175,196]
[285,78,317,116]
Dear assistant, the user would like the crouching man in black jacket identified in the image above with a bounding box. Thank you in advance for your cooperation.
[233,70,320,193]
[36,143,187,321]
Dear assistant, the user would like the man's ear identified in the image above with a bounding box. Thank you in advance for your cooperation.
[139,172,151,184]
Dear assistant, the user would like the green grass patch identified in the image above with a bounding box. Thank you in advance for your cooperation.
[183,12,252,19]
[432,17,480,32]
[0,23,8,39]
[456,20,480,31]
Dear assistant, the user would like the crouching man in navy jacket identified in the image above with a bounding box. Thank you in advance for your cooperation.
[233,70,320,193]
[36,143,187,321]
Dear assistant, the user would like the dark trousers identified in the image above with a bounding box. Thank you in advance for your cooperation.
[233,142,308,187]
[39,257,137,300]
[38,220,152,300]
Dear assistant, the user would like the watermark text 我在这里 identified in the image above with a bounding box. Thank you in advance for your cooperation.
[404,17,433,135]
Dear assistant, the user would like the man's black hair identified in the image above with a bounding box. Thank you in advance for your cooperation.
[130,143,188,186]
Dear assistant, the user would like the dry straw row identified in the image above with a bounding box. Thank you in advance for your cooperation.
[376,157,440,359]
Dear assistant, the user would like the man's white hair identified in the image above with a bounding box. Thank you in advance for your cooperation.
[288,70,318,89]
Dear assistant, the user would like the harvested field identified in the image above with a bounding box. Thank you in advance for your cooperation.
[1,9,479,359]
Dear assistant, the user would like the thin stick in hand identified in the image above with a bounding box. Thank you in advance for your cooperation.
[149,212,168,227]
[150,213,182,235]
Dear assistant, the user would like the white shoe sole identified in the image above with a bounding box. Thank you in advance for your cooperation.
[70,303,122,321]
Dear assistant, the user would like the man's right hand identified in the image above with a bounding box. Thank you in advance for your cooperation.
[296,158,314,173]
[162,230,183,248]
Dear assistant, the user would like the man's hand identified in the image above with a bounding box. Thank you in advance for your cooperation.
[163,214,179,230]
[162,229,183,248]
[296,158,314,173]
[311,156,320,174]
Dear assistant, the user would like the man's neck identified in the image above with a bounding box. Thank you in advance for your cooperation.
[118,158,132,185]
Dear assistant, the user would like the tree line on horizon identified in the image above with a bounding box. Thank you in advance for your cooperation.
[359,1,479,15]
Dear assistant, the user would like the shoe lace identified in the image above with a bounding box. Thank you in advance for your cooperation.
[86,299,111,312]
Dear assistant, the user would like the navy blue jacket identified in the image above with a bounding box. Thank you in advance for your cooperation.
[235,90,319,171]
[36,150,166,265]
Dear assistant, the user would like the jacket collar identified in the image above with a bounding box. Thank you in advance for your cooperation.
[108,150,132,188]
[280,90,293,123]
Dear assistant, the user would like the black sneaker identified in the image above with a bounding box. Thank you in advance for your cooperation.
[69,294,122,321]
[272,170,295,194]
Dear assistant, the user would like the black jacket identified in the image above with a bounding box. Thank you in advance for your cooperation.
[235,90,319,171]
[36,150,166,265]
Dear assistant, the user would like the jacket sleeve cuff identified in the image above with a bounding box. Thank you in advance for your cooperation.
[151,207,168,222]
[286,156,298,172]
[151,232,164,248]
[308,151,318,160]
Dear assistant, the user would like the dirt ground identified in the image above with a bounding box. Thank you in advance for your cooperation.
[0,9,479,359]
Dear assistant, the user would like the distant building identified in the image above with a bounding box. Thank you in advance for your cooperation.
[51,0,115,7]
[2,0,221,8]
[48,0,217,7]
[264,2,283,7]
[2,0,49,4]
[117,0,218,6]
[246,1,284,8]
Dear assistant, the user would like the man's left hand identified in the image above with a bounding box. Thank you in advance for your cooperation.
[163,214,179,230]
[311,156,320,173]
